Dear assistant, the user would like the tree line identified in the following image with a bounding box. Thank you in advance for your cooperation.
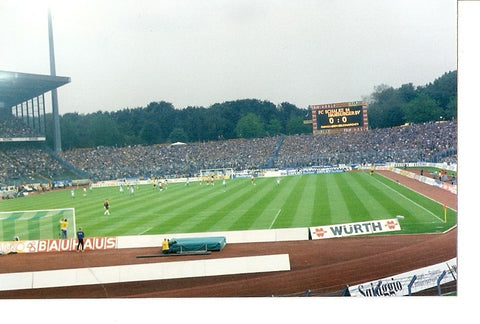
[367,70,457,128]
[44,70,456,150]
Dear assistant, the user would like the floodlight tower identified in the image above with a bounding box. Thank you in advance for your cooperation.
[48,7,62,152]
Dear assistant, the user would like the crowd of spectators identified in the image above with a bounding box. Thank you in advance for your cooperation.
[0,121,457,183]
[58,136,280,180]
[0,116,42,138]
[0,146,68,184]
[276,121,457,168]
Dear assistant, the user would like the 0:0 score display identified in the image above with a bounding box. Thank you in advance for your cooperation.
[315,104,364,130]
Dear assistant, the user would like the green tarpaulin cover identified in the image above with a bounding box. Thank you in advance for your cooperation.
[168,236,226,253]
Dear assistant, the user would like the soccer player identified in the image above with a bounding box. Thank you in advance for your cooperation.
[76,227,85,252]
[104,199,110,215]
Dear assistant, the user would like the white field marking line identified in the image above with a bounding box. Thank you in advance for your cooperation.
[377,173,457,212]
[372,176,444,223]
[269,209,281,229]
[139,227,153,235]
[378,173,457,214]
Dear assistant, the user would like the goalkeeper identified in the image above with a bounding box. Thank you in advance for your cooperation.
[60,218,68,239]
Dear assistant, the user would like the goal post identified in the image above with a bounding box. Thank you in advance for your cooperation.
[0,208,76,242]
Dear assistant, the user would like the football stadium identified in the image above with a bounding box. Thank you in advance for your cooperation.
[0,8,457,301]
[0,77,458,298]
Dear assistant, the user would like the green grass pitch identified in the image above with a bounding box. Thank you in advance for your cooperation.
[0,172,457,240]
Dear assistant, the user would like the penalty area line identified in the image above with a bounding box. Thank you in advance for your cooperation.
[269,209,281,229]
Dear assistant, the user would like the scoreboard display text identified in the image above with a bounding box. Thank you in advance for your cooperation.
[311,101,368,134]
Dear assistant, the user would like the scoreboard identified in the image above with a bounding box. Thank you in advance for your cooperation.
[310,101,368,134]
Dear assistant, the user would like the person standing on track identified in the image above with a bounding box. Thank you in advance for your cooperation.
[162,238,170,254]
[76,227,85,252]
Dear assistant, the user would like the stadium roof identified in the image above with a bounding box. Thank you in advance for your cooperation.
[0,70,70,109]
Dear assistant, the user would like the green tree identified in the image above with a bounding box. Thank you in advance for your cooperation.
[59,113,82,149]
[52,70,456,150]
[444,95,457,120]
[168,127,188,143]
[143,101,176,143]
[368,85,406,128]
[89,112,122,147]
[266,118,282,136]
[420,71,457,110]
[114,107,143,145]
[403,94,442,123]
[139,120,161,145]
[398,83,417,102]
[418,70,457,121]
[235,113,265,138]
[286,116,310,134]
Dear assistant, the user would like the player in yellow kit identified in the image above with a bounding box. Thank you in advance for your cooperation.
[59,218,68,238]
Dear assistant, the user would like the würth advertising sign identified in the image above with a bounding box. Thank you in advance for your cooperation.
[309,219,401,239]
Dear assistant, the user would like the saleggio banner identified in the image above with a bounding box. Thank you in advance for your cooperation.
[0,237,117,254]
[348,258,457,296]
[310,218,401,239]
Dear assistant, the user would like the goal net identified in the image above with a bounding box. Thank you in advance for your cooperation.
[0,208,76,242]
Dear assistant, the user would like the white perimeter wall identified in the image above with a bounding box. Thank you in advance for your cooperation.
[0,228,304,291]
[116,227,309,249]
[0,254,291,291]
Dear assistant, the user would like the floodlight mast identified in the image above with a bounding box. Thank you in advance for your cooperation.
[48,7,62,152]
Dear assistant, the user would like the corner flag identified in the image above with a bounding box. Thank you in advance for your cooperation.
[443,203,447,223]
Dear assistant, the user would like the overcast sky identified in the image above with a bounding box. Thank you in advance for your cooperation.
[1,0,457,114]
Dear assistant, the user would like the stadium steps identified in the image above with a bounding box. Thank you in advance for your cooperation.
[266,136,284,168]
[44,146,91,179]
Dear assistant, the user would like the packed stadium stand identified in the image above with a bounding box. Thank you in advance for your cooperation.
[57,136,281,180]
[0,144,68,183]
[55,120,456,181]
[1,120,456,185]
[0,116,74,186]
[0,115,43,138]
[276,121,457,168]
